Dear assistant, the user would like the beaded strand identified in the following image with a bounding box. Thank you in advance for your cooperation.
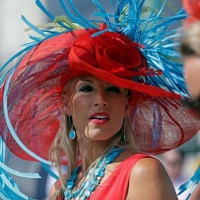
[64,147,124,200]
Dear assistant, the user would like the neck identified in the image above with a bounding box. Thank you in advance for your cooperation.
[77,134,111,173]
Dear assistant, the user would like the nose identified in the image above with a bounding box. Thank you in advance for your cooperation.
[93,89,108,107]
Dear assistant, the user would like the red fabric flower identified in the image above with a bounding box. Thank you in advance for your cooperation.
[183,0,200,26]
[69,30,148,79]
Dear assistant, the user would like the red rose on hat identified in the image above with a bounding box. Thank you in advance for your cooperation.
[69,30,148,79]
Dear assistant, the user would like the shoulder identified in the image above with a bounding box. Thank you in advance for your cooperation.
[131,156,164,175]
[127,157,178,200]
[49,180,59,196]
[49,179,62,198]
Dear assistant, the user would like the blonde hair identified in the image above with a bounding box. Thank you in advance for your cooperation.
[180,21,200,56]
[49,82,138,199]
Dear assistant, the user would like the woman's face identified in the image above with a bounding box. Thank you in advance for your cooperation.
[184,55,200,98]
[63,75,130,140]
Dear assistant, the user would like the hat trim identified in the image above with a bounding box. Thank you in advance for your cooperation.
[2,56,52,165]
[69,44,181,99]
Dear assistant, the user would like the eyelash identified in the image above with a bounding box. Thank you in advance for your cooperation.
[107,86,121,93]
[78,85,121,94]
[79,85,93,92]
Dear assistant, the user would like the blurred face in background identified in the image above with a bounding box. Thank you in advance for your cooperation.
[184,55,200,99]
[162,150,183,180]
[180,22,200,99]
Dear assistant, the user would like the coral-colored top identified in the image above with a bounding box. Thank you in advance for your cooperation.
[88,153,150,200]
[59,153,151,200]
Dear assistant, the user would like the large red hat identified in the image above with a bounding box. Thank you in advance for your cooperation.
[0,1,200,163]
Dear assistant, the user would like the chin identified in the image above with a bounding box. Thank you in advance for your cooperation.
[86,132,116,141]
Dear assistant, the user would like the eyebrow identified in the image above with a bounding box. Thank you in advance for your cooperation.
[79,79,113,86]
[80,78,111,85]
[79,79,93,83]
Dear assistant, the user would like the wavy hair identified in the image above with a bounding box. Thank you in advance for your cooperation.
[48,87,137,199]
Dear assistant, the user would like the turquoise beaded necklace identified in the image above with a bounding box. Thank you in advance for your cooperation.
[64,147,124,200]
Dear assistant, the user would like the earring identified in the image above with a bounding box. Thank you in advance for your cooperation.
[68,116,76,140]
[121,118,127,143]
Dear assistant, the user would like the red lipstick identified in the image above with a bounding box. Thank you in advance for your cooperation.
[89,112,110,125]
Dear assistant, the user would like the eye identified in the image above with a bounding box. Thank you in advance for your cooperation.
[79,85,93,92]
[107,86,121,93]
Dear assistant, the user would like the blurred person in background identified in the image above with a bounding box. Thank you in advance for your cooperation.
[162,149,189,200]
[180,0,200,118]
[181,22,200,100]
[179,0,200,199]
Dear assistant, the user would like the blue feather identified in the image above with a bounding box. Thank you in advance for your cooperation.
[21,16,47,37]
[40,162,59,180]
[2,57,52,165]
[178,166,200,200]
[36,0,71,30]
[0,137,39,199]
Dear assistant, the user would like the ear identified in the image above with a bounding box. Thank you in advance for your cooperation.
[124,103,130,117]
[62,94,72,116]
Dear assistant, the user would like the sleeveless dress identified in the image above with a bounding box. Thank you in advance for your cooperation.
[59,153,151,200]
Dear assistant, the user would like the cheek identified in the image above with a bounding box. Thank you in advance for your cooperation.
[117,98,129,113]
[70,96,90,128]
[112,98,129,120]
[71,94,89,113]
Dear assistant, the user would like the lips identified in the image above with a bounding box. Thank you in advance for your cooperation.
[89,112,110,125]
[89,112,110,119]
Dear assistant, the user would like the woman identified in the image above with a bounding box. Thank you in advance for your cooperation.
[50,73,177,199]
[180,21,200,118]
[0,0,200,199]
[180,0,200,119]
[180,0,200,99]
[177,1,200,199]
[181,0,200,99]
